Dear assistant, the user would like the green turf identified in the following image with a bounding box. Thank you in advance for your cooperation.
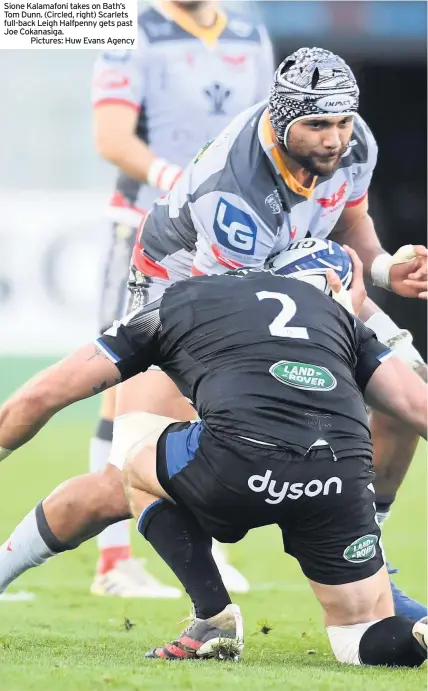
[0,359,426,689]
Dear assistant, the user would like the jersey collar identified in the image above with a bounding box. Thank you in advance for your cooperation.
[156,1,228,48]
[258,110,317,199]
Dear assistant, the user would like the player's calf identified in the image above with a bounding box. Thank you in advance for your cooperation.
[45,465,130,543]
[0,466,130,594]
[124,426,234,627]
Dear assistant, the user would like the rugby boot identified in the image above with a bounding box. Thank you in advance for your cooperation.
[145,603,244,660]
[91,558,181,598]
[412,616,428,652]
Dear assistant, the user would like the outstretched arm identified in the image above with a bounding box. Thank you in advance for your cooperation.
[364,357,427,440]
[0,343,121,454]
[354,315,427,439]
[0,292,164,459]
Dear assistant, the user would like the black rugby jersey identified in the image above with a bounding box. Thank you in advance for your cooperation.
[97,270,391,457]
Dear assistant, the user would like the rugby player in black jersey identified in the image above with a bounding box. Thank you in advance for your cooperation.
[0,248,426,666]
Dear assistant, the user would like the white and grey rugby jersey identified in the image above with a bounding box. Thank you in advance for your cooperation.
[92,1,274,214]
[133,102,378,281]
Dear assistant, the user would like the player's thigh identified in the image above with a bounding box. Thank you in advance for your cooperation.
[100,386,117,420]
[123,429,172,502]
[309,565,393,627]
[115,370,196,420]
[280,452,386,612]
[109,404,183,473]
[155,422,253,544]
[126,420,219,506]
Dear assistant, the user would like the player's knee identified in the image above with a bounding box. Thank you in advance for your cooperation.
[51,470,123,524]
[108,412,151,472]
[327,617,426,667]
[122,452,140,493]
[122,439,157,493]
[99,387,116,420]
[88,466,128,520]
[109,411,177,472]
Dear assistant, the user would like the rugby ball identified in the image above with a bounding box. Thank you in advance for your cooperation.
[265,239,353,295]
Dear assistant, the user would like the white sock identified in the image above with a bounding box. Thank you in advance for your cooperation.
[97,521,130,550]
[212,540,228,563]
[89,433,130,553]
[89,436,112,474]
[0,508,56,594]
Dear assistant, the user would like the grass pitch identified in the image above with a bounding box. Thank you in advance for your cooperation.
[0,359,426,690]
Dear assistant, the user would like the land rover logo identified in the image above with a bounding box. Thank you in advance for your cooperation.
[316,95,356,113]
[343,535,378,563]
[269,361,337,391]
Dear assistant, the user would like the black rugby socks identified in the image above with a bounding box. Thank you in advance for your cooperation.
[138,500,231,619]
[359,616,426,667]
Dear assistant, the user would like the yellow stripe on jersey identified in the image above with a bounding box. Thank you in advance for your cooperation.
[159,1,228,48]
[261,110,318,199]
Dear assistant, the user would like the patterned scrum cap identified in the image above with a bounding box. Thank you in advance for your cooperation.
[268,47,359,147]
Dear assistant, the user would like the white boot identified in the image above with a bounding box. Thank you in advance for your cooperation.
[91,558,182,598]
[212,541,250,594]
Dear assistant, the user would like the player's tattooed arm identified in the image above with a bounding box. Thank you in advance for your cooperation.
[86,345,122,393]
[0,343,122,453]
[87,344,109,361]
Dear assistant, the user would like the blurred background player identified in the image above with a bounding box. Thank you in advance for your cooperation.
[90,0,274,597]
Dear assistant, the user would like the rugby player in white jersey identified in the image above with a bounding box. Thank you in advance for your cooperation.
[91,0,274,596]
[0,47,425,621]
[117,46,426,618]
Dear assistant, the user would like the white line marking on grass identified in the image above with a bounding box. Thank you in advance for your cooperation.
[0,591,35,602]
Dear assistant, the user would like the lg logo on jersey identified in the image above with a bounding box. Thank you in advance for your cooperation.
[248,470,342,504]
[214,198,257,255]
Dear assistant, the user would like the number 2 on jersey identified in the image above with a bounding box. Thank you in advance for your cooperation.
[256,291,309,339]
